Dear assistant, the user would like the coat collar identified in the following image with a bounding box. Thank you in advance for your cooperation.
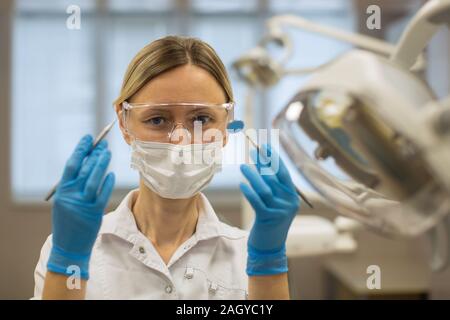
[99,189,243,243]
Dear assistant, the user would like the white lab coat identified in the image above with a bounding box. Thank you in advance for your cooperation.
[33,190,249,299]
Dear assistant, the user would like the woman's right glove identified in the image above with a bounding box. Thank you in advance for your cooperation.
[47,135,115,280]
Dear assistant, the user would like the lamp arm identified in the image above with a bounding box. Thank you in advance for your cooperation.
[266,14,395,56]
[391,0,450,69]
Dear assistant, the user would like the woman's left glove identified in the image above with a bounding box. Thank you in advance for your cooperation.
[240,144,300,276]
[47,135,115,280]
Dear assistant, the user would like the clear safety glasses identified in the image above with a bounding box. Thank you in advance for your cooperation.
[121,101,235,143]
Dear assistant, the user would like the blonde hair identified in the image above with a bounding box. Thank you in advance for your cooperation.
[114,35,234,107]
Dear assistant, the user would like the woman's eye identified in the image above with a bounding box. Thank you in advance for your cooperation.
[144,117,166,126]
[193,115,212,125]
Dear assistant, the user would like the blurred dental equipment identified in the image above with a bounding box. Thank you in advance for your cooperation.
[233,0,450,270]
[286,215,358,257]
[44,119,117,201]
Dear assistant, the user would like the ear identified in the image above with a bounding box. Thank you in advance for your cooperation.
[114,103,132,145]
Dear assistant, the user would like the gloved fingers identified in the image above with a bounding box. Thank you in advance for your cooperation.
[96,172,115,207]
[84,149,112,201]
[61,135,93,183]
[250,148,296,199]
[250,148,276,176]
[240,164,275,207]
[250,148,280,188]
[77,140,107,181]
[262,144,296,191]
[239,182,265,213]
[250,146,272,171]
[272,197,300,215]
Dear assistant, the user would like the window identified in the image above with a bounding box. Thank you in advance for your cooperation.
[12,0,359,201]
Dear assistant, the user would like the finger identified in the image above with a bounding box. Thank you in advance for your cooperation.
[94,139,108,150]
[240,164,274,207]
[250,148,278,181]
[61,135,93,182]
[84,149,112,201]
[240,168,296,210]
[271,197,298,212]
[252,148,299,198]
[250,146,272,168]
[96,172,115,207]
[241,181,297,225]
[239,182,265,213]
[261,144,296,189]
[77,141,108,181]
[251,148,290,197]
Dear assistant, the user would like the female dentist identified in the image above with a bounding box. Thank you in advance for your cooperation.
[33,36,300,299]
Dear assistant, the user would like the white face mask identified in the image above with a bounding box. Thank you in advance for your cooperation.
[130,140,223,199]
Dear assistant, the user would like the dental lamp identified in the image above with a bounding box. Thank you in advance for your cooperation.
[233,0,450,270]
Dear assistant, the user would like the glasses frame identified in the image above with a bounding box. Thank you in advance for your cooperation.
[122,101,235,111]
[120,101,235,141]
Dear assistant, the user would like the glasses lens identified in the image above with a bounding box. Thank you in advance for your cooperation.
[124,104,229,143]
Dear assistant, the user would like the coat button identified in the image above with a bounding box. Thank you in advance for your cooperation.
[184,267,194,279]
[138,246,145,254]
[209,282,218,294]
[165,284,173,294]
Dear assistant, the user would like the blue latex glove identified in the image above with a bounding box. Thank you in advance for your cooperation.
[47,135,115,280]
[240,144,300,276]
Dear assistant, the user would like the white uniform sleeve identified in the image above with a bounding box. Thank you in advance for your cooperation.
[31,235,52,300]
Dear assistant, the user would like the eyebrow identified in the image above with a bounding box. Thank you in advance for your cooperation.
[137,107,172,115]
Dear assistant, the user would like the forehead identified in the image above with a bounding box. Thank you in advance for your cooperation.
[130,64,227,105]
